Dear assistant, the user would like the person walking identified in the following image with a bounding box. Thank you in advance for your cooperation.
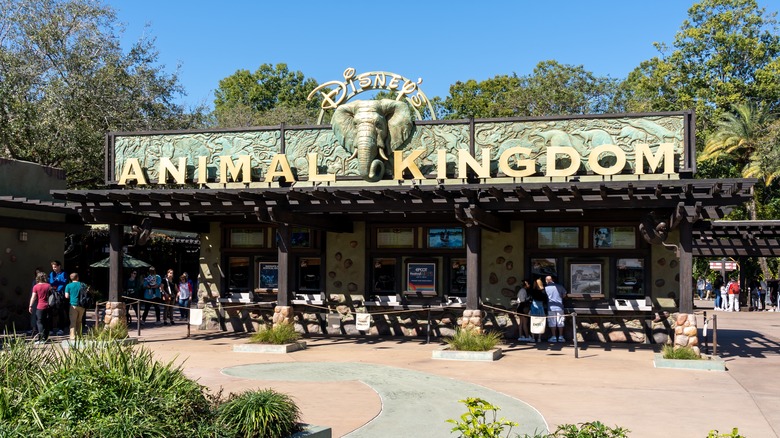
[161,269,176,325]
[64,273,85,340]
[141,267,162,325]
[544,275,568,343]
[28,273,51,344]
[176,273,192,321]
[49,260,68,335]
[515,279,532,342]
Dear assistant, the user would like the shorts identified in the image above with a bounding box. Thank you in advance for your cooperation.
[547,309,565,327]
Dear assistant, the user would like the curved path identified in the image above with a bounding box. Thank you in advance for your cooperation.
[223,362,548,437]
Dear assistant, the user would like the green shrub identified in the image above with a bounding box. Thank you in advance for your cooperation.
[217,389,302,438]
[86,323,129,341]
[249,322,301,345]
[446,397,517,438]
[446,328,502,351]
[707,428,745,438]
[551,421,630,437]
[662,344,701,360]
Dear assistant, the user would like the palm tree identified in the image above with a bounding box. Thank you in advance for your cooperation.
[700,103,776,279]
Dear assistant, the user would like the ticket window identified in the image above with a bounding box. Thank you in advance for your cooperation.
[227,256,250,296]
[298,257,322,292]
[449,258,467,297]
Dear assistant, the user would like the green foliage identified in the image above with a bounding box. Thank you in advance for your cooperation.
[217,389,302,438]
[707,428,746,437]
[0,339,211,437]
[446,397,517,438]
[444,61,623,119]
[86,323,129,341]
[662,344,701,360]
[446,328,502,351]
[249,322,301,345]
[0,0,205,188]
[550,421,630,438]
[214,63,319,127]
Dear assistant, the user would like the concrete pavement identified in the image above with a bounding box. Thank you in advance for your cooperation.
[133,301,780,437]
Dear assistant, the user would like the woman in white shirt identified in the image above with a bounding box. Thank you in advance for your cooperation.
[176,274,192,320]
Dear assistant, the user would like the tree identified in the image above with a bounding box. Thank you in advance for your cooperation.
[0,0,202,188]
[213,63,319,127]
[621,0,780,135]
[443,61,623,119]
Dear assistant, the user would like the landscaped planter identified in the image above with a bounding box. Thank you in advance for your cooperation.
[432,347,502,361]
[290,423,332,438]
[233,341,306,353]
[653,353,726,371]
[61,338,138,349]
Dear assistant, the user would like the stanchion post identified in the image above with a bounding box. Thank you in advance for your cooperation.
[426,308,431,344]
[572,312,578,359]
[712,314,717,357]
[703,311,708,354]
[137,300,141,337]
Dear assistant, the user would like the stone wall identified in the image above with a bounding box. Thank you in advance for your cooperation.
[480,222,524,308]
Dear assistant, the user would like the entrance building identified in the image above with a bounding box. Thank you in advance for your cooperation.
[53,72,756,342]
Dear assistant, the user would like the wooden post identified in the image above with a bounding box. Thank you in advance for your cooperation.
[465,225,481,310]
[108,224,124,303]
[276,224,291,307]
[679,219,693,314]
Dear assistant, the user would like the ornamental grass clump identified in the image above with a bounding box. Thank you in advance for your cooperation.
[662,344,701,360]
[446,328,502,351]
[249,322,301,345]
[216,389,302,438]
[85,323,129,341]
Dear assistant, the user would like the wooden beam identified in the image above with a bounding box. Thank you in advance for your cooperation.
[333,190,360,201]
[455,205,510,233]
[267,207,353,232]
[487,187,505,202]
[515,186,529,199]
[86,210,210,233]
[310,190,334,202]
[542,185,555,201]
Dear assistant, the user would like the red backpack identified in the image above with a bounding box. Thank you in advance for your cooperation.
[729,282,741,294]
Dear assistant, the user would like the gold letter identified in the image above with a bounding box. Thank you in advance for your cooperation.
[158,157,187,184]
[588,144,626,176]
[498,147,535,177]
[117,158,147,185]
[635,143,675,174]
[196,156,208,183]
[458,148,490,179]
[546,146,581,177]
[307,153,335,182]
[219,155,251,184]
[437,149,448,178]
[264,154,295,182]
[394,150,425,180]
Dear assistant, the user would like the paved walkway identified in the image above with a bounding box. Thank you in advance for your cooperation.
[134,300,779,437]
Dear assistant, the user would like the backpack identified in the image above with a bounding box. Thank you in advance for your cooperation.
[78,283,95,309]
[47,286,64,309]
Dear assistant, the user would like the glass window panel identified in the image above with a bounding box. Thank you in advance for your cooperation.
[377,228,415,248]
[230,228,265,248]
[538,227,579,248]
[227,257,250,293]
[616,258,644,296]
[291,228,311,248]
[372,258,397,294]
[298,257,321,291]
[450,258,467,296]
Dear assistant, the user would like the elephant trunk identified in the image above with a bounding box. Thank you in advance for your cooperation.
[356,124,385,182]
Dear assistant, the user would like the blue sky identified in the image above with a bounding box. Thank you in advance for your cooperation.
[110,1,732,110]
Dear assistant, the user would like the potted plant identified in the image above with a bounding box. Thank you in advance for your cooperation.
[233,322,306,353]
[432,328,503,361]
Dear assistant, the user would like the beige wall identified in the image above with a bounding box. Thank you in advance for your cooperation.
[480,221,525,308]
[650,229,681,310]
[198,222,221,302]
[325,222,365,300]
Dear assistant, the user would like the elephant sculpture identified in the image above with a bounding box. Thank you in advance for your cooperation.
[331,99,414,182]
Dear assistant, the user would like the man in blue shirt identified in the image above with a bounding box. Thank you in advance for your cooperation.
[64,272,85,340]
[49,260,69,335]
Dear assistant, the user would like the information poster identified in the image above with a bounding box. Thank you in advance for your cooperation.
[538,227,579,248]
[258,262,279,290]
[377,227,415,248]
[407,262,436,292]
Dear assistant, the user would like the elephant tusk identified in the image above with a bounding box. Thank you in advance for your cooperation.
[347,149,358,161]
[377,147,389,161]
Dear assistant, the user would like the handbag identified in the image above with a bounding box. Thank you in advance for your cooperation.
[530,316,547,334]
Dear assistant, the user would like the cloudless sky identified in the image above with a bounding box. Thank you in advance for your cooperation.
[108,1,756,110]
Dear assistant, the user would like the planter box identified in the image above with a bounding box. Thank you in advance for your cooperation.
[653,353,726,371]
[61,338,138,349]
[290,424,331,438]
[233,341,306,353]
[432,347,502,361]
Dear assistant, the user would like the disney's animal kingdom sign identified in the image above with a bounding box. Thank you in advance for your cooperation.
[111,110,691,187]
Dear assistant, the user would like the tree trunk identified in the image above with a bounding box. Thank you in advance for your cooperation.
[749,199,771,280]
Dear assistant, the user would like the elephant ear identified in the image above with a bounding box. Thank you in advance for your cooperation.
[331,101,360,153]
[378,99,414,150]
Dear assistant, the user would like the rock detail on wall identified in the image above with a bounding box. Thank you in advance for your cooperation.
[273,306,293,326]
[672,312,700,356]
[460,309,484,333]
[103,301,126,328]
